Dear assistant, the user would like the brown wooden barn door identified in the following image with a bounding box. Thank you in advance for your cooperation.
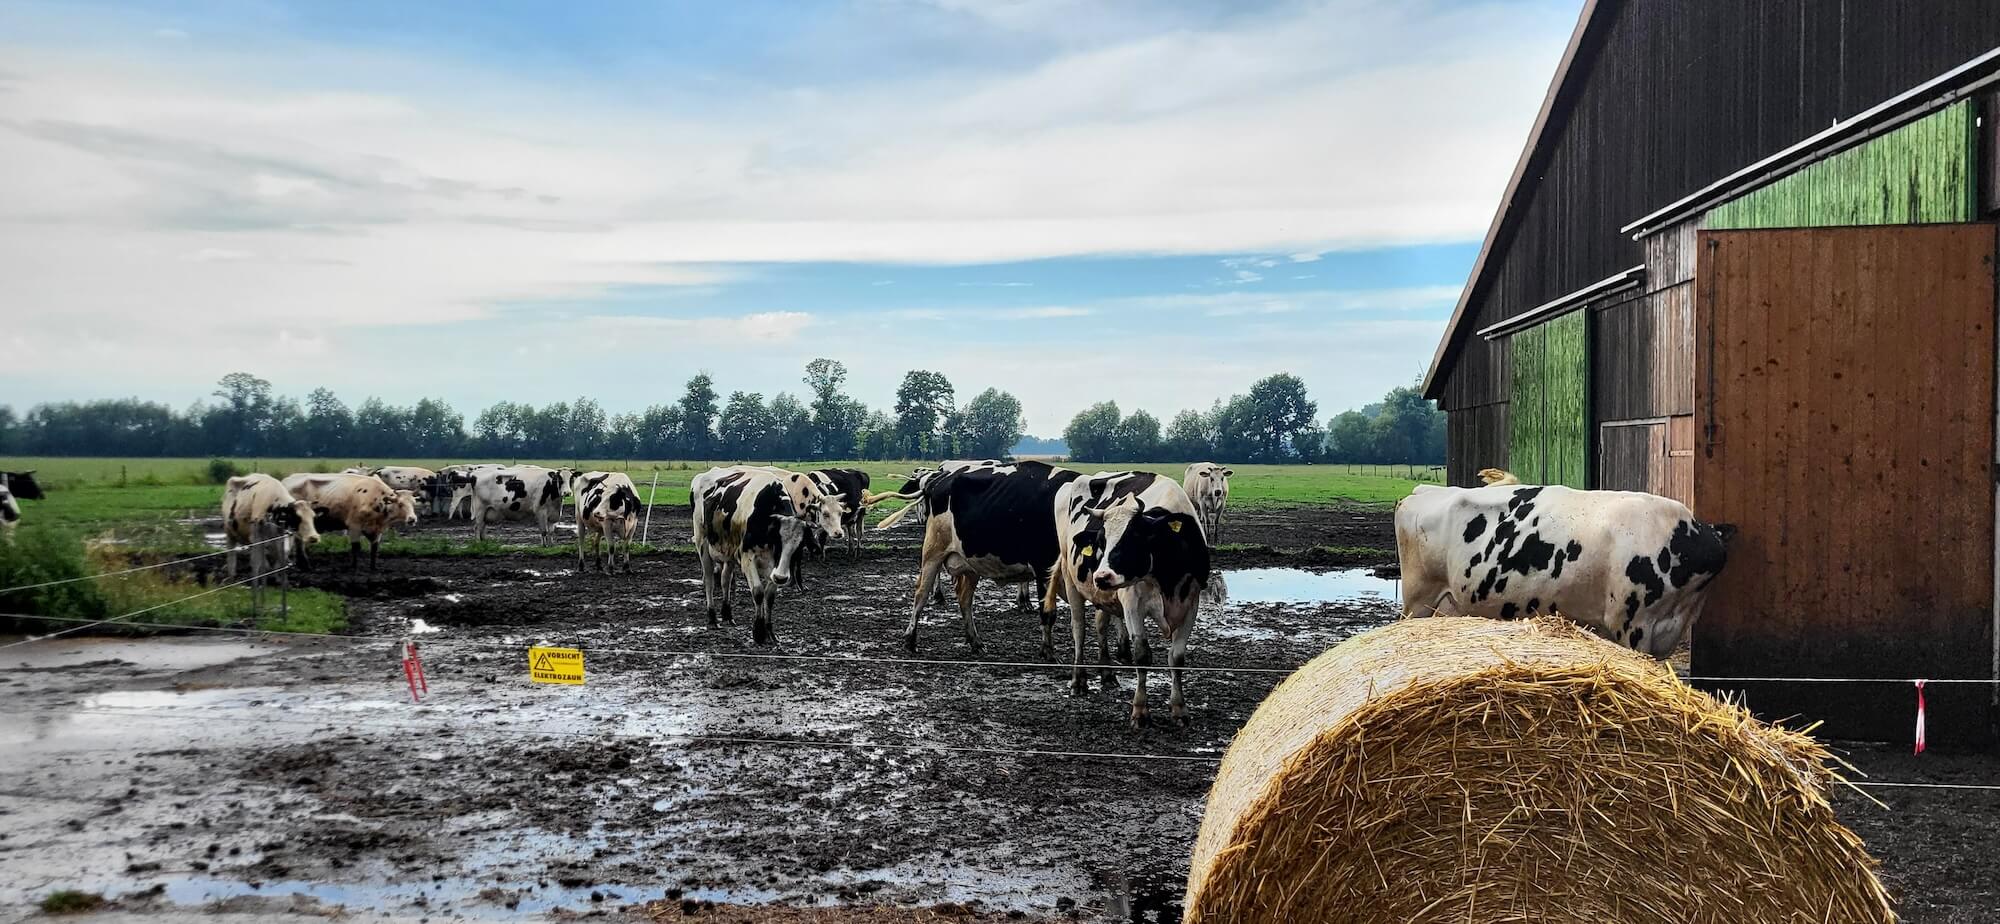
[1693,224,1997,742]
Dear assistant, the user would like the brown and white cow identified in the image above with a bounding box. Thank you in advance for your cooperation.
[1181,462,1233,545]
[691,467,810,644]
[575,471,642,573]
[1393,482,1732,657]
[222,474,321,586]
[1047,472,1210,727]
[283,472,417,570]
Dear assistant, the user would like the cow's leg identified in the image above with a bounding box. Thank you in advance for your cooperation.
[790,547,806,589]
[954,572,982,655]
[1095,605,1119,692]
[348,527,362,571]
[1123,593,1152,729]
[744,553,776,645]
[1065,583,1090,696]
[473,500,488,543]
[718,558,738,624]
[698,546,721,627]
[1034,574,1055,661]
[576,521,587,571]
[368,531,381,571]
[1163,598,1196,728]
[904,556,947,653]
[226,541,239,581]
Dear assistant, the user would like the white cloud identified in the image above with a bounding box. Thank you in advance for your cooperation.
[0,1,1561,416]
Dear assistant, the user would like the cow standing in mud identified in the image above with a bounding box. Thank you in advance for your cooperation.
[880,460,1080,656]
[807,468,870,559]
[221,475,321,610]
[1047,472,1210,727]
[691,467,809,645]
[1181,463,1232,545]
[574,471,642,573]
[282,472,418,571]
[467,466,572,544]
[742,466,847,589]
[872,460,1036,610]
[1394,481,1732,657]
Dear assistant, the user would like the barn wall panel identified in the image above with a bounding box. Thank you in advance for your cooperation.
[1447,403,1510,488]
[1693,224,1996,741]
[1707,101,1978,229]
[1434,0,2000,431]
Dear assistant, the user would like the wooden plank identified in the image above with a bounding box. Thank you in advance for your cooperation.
[1694,224,1996,742]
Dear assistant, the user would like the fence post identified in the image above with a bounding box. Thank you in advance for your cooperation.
[642,469,660,543]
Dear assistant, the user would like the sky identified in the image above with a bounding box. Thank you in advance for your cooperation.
[0,0,1576,434]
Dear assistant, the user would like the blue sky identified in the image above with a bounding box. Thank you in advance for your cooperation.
[0,0,1574,433]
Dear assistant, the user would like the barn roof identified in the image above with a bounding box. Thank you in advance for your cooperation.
[1418,0,1614,400]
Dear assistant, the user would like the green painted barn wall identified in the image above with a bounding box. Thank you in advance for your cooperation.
[1707,101,1977,229]
[1509,325,1546,482]
[1544,311,1590,488]
[1506,311,1590,488]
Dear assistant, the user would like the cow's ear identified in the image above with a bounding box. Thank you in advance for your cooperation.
[1222,468,1234,477]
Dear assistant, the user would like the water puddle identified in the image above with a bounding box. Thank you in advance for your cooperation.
[1214,567,1396,605]
[3,637,282,672]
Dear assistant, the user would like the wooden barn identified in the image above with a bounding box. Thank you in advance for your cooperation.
[1421,0,2000,742]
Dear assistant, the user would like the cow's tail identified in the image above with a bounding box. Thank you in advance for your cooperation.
[870,494,923,531]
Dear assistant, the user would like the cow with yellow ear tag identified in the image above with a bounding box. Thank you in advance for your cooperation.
[1044,471,1209,729]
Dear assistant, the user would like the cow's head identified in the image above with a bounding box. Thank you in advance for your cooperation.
[1092,498,1210,599]
[392,490,420,527]
[3,471,44,501]
[283,499,322,546]
[1067,514,1106,587]
[770,498,808,586]
[802,487,847,540]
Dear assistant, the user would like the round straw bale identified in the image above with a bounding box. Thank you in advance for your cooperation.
[1184,616,1892,924]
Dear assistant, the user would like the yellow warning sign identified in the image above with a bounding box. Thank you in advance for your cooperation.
[528,646,585,684]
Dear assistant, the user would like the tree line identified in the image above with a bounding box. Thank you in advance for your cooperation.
[0,364,1443,464]
[1061,373,1445,464]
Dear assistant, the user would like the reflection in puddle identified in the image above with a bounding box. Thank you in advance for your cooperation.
[1215,568,1397,605]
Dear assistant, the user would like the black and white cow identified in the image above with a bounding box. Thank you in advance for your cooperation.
[885,460,1082,655]
[1394,482,1732,657]
[0,479,18,543]
[2,471,44,501]
[806,468,871,559]
[434,464,503,519]
[468,465,573,544]
[691,467,810,644]
[575,471,643,573]
[742,466,847,588]
[1047,472,1210,727]
[872,460,1036,609]
[1181,463,1232,545]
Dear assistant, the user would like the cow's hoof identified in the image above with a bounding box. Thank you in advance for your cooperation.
[902,633,918,653]
[1099,673,1121,693]
[965,641,984,656]
[1069,680,1089,697]
[1037,646,1054,662]
[1173,713,1190,730]
[1129,713,1149,730]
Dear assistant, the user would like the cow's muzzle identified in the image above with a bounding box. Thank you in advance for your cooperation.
[1093,571,1128,591]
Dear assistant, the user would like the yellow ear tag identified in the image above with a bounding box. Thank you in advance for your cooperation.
[1169,521,1183,533]
[1080,545,1094,557]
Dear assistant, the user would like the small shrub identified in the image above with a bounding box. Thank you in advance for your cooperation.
[0,529,107,631]
[39,889,105,914]
[204,457,242,485]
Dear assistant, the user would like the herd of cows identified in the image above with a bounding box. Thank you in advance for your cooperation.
[196,458,1736,727]
[0,457,1736,726]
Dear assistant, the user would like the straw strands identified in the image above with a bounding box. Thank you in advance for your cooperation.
[1184,617,1894,924]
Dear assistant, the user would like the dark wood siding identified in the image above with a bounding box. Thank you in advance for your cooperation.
[1437,0,2000,418]
[1446,403,1509,488]
[1592,283,1693,420]
[1693,224,1997,743]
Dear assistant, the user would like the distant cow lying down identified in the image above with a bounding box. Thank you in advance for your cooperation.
[1394,482,1732,657]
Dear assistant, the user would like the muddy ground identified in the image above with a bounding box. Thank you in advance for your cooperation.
[2,505,1997,922]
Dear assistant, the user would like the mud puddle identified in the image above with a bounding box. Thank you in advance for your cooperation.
[1213,567,1398,605]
